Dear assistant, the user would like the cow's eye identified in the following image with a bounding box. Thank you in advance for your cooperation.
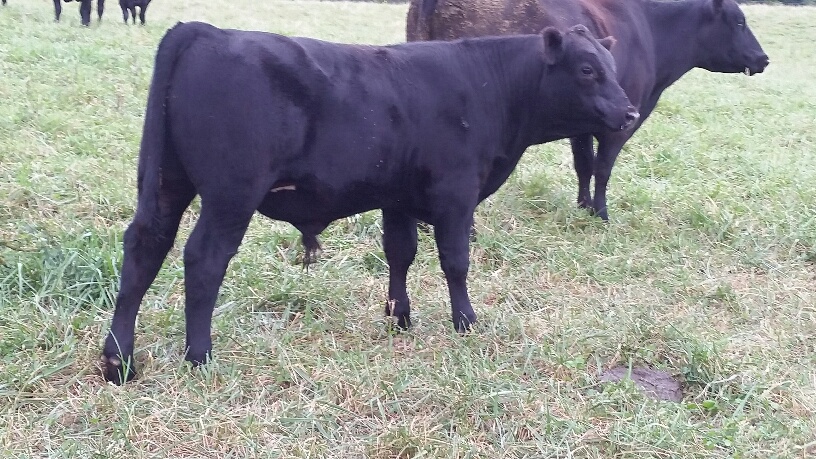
[736,20,745,28]
[581,66,594,76]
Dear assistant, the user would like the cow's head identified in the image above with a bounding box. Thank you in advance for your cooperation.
[697,0,769,75]
[538,25,639,135]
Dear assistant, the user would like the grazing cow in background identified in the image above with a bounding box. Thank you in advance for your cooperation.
[120,0,151,25]
[3,0,147,26]
[100,21,638,384]
[408,0,769,220]
[55,0,104,26]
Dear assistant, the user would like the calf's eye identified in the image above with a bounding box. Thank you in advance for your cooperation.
[581,66,594,76]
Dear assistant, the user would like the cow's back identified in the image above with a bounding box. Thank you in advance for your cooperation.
[408,0,589,41]
[406,0,634,41]
[407,0,655,106]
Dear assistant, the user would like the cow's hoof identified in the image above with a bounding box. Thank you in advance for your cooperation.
[385,300,412,331]
[100,354,136,385]
[386,313,412,332]
[185,349,211,367]
[453,314,476,334]
[586,206,609,222]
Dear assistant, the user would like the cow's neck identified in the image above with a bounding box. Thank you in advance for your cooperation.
[644,0,702,93]
[458,36,552,199]
[461,36,548,152]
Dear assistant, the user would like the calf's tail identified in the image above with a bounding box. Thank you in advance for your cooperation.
[407,0,438,41]
[134,22,204,223]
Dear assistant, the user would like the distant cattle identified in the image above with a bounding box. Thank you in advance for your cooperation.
[100,21,638,383]
[3,0,149,26]
[408,0,769,220]
[119,0,151,25]
[55,0,104,27]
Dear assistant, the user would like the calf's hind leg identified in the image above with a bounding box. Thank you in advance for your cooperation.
[434,210,477,332]
[182,196,259,366]
[102,180,195,384]
[382,209,418,330]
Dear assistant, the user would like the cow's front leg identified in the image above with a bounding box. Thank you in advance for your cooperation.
[592,135,628,221]
[53,0,62,21]
[382,209,418,330]
[97,0,104,20]
[137,3,147,24]
[570,134,595,210]
[182,202,254,366]
[434,211,476,333]
[78,0,91,25]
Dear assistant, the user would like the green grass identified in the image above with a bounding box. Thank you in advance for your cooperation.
[1,0,815,457]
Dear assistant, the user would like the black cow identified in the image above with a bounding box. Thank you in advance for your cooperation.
[120,0,150,25]
[55,0,104,26]
[3,0,146,26]
[100,21,638,384]
[408,0,768,220]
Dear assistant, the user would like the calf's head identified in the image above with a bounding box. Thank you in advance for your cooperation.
[696,0,769,75]
[538,25,639,137]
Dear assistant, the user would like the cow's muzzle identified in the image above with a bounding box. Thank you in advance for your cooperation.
[745,54,770,76]
[620,106,640,131]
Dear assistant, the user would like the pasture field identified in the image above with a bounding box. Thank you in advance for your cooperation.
[1,0,815,457]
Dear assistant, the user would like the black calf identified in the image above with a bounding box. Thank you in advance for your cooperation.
[54,0,104,26]
[120,0,150,25]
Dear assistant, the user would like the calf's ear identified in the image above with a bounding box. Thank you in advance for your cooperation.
[599,35,617,51]
[541,27,564,65]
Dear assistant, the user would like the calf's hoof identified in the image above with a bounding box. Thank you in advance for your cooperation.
[453,313,476,334]
[385,302,412,331]
[387,313,412,332]
[585,205,609,222]
[100,354,136,385]
[185,349,211,367]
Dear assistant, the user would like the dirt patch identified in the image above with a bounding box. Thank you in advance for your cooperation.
[599,366,683,402]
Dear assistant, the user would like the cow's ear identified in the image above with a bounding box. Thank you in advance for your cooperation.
[541,27,564,65]
[599,35,617,51]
